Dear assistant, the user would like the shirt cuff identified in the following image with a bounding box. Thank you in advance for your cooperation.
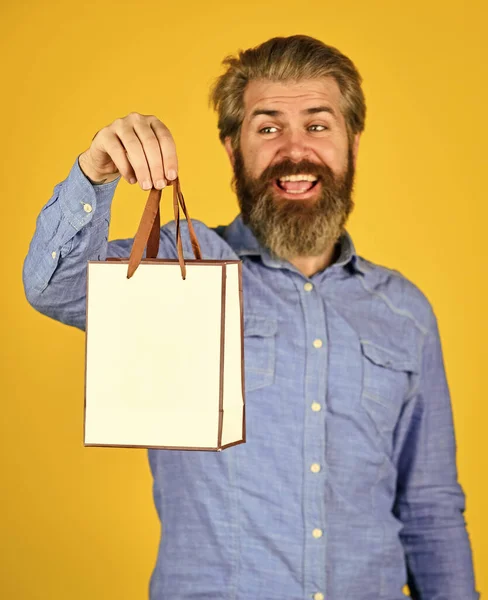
[58,154,121,231]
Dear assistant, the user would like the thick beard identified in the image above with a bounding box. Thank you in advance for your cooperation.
[233,146,355,259]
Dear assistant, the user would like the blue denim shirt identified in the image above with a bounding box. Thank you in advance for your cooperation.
[23,156,479,600]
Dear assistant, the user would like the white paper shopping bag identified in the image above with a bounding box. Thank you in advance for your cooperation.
[84,179,245,451]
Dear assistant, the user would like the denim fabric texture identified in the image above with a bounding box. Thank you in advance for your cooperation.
[23,156,479,600]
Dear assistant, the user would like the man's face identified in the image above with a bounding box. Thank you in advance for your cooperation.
[225,77,360,259]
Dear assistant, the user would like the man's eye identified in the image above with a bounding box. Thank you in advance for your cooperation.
[308,124,328,132]
[259,126,278,134]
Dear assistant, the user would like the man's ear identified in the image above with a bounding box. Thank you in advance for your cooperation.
[352,133,361,168]
[224,137,235,167]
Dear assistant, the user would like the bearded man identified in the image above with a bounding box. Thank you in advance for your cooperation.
[23,35,479,600]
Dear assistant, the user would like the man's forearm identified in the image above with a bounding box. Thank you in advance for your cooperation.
[399,500,479,600]
[23,155,118,330]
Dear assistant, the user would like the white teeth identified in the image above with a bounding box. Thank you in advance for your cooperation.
[279,174,318,182]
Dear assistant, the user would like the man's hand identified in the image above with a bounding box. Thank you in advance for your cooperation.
[78,112,178,190]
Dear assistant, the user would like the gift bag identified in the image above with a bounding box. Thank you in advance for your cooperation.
[84,179,245,451]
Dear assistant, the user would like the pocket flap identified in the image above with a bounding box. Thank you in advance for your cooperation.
[360,340,418,373]
[244,315,278,337]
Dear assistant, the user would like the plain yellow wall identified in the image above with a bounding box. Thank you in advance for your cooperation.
[2,0,486,597]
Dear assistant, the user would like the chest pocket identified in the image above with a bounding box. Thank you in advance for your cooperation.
[360,340,419,434]
[244,315,278,392]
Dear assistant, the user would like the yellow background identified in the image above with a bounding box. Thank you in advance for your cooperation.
[1,0,486,597]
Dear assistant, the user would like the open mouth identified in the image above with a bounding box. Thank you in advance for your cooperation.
[273,174,320,198]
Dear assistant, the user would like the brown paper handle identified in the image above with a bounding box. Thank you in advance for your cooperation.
[127,179,202,280]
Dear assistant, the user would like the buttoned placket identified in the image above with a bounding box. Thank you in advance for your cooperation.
[298,275,328,600]
[234,232,361,600]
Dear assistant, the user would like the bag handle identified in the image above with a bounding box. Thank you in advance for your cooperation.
[127,179,202,280]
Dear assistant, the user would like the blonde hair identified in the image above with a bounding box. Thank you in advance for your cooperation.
[210,35,366,150]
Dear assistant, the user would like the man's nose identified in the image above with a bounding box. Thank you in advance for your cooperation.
[277,129,310,162]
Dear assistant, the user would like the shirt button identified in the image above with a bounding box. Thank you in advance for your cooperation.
[312,528,323,538]
[310,463,321,473]
[83,203,93,213]
[313,339,323,349]
[311,402,321,412]
[51,251,57,259]
[304,282,313,292]
[314,594,325,600]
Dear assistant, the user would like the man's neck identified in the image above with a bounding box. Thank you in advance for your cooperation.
[287,240,341,278]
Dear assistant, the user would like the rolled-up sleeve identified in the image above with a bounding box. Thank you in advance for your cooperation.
[393,311,479,599]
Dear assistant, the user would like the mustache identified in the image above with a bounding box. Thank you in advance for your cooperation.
[256,159,336,184]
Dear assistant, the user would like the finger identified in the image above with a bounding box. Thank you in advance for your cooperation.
[150,119,179,182]
[116,123,154,190]
[100,133,137,184]
[132,119,167,190]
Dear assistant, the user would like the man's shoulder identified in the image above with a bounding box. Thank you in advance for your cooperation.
[161,219,239,260]
[356,255,436,333]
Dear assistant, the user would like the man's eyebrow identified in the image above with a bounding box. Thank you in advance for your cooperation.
[304,105,337,118]
[250,106,337,120]
[250,109,282,120]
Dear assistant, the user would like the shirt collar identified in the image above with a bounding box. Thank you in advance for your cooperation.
[219,214,366,276]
